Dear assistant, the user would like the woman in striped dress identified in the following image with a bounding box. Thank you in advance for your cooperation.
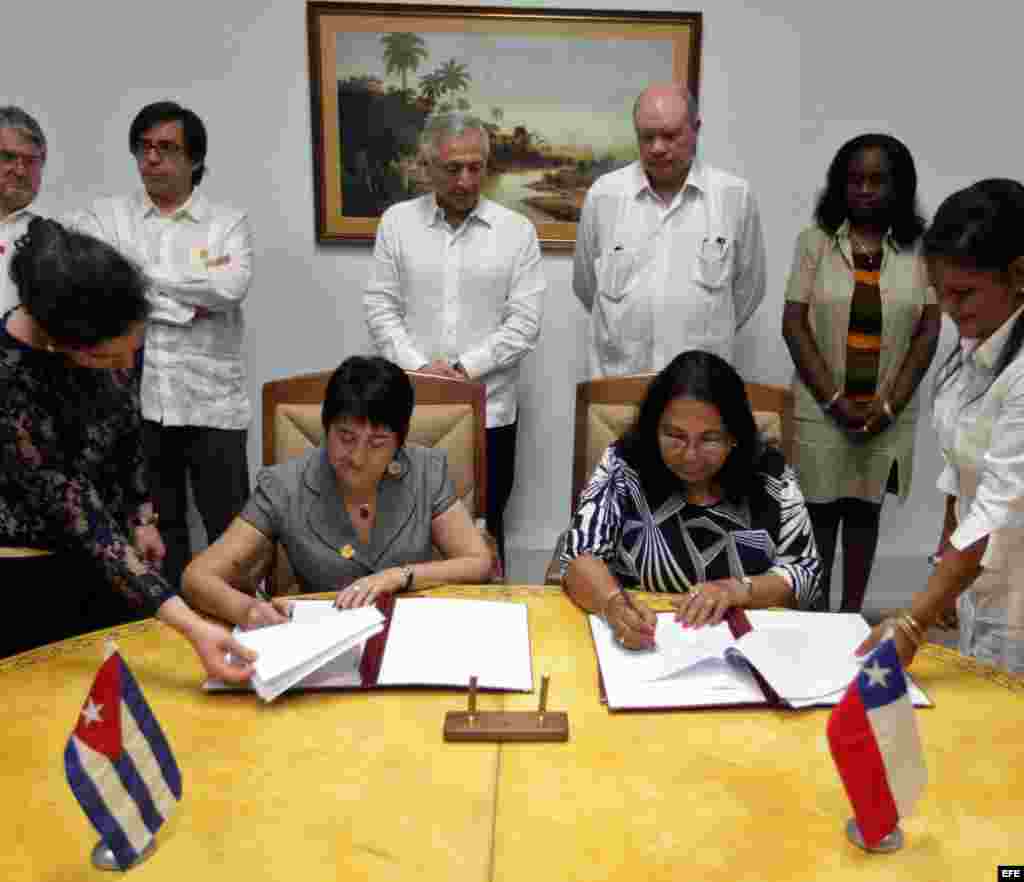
[782,134,940,612]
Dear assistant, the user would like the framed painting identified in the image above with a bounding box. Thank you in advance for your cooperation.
[307,2,702,248]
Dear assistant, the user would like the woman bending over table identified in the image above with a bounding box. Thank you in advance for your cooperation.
[561,350,821,650]
[860,179,1024,672]
[0,218,255,679]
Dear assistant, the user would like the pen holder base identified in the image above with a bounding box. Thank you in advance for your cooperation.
[443,710,569,742]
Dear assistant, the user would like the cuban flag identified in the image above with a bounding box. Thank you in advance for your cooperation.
[827,637,927,847]
[64,645,181,869]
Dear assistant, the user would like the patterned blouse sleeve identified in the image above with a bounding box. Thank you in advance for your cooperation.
[560,445,627,572]
[764,464,822,609]
[1,433,175,613]
[116,371,156,528]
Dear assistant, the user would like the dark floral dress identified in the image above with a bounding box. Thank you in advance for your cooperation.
[0,318,173,612]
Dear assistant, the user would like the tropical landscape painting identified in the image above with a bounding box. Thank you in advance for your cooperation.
[308,5,702,245]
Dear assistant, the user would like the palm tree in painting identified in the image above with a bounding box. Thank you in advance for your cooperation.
[490,106,504,126]
[436,58,471,96]
[418,70,443,108]
[456,96,472,112]
[381,32,428,93]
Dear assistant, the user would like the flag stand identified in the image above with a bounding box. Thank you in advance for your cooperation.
[91,839,156,871]
[845,818,904,853]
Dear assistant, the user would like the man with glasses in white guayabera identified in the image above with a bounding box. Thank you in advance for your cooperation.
[0,107,47,314]
[68,101,254,589]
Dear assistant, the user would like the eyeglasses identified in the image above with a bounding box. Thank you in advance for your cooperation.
[332,427,397,452]
[0,149,44,171]
[658,431,735,456]
[132,140,185,161]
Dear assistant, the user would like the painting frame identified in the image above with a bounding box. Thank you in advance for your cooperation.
[307,2,702,248]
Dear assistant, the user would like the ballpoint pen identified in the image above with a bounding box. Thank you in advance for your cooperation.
[615,587,656,648]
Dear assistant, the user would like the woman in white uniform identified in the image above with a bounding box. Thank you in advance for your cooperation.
[860,178,1024,671]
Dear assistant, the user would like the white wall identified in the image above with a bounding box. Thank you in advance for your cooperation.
[7,0,1021,560]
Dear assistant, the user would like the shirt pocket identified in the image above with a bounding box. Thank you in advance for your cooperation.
[692,235,734,291]
[595,247,642,303]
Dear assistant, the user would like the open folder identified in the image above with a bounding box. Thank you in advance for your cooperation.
[206,595,534,701]
[590,609,932,711]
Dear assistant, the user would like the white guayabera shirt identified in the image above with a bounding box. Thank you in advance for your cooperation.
[67,190,253,430]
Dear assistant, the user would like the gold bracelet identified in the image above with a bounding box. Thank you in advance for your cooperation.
[901,613,925,640]
[893,617,922,649]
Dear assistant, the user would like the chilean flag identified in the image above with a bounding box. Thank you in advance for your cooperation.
[827,637,927,847]
[64,646,182,869]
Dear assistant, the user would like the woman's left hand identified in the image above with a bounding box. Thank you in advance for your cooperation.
[855,618,918,668]
[335,568,405,609]
[672,578,744,628]
[133,525,166,566]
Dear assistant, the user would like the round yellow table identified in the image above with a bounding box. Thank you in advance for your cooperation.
[3,585,1021,881]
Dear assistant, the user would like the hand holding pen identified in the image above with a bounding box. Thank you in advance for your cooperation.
[603,588,657,651]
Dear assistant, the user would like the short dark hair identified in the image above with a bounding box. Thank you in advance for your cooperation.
[10,217,150,346]
[617,350,761,505]
[815,133,925,247]
[321,356,414,445]
[129,101,208,187]
[926,178,1024,399]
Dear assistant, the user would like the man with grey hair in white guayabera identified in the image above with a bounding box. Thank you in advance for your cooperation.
[364,112,546,569]
[0,107,47,313]
[573,82,766,377]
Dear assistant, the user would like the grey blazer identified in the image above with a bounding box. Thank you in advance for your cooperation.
[241,445,456,592]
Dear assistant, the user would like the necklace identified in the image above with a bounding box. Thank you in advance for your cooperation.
[850,229,881,257]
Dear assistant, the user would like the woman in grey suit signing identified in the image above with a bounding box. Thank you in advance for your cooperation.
[183,356,492,625]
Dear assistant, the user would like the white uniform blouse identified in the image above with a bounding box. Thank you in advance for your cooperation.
[933,304,1024,670]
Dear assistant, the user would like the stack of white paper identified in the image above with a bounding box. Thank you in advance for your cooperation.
[376,597,533,691]
[233,604,385,702]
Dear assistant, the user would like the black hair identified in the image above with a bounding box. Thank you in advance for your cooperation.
[10,217,149,346]
[617,350,761,506]
[321,356,414,446]
[815,133,925,247]
[129,101,207,187]
[926,178,1024,399]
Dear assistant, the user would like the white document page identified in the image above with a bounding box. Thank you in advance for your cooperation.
[375,597,533,691]
[234,605,385,702]
[589,614,767,710]
[738,611,932,708]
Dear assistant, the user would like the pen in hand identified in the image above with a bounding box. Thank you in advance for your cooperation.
[614,588,657,649]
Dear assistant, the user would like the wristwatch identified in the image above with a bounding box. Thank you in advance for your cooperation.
[737,576,754,605]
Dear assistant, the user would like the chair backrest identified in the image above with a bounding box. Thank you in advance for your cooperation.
[570,373,793,511]
[261,369,487,594]
[263,369,487,514]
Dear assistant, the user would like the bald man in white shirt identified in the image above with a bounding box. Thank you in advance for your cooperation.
[364,113,546,567]
[573,83,766,377]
